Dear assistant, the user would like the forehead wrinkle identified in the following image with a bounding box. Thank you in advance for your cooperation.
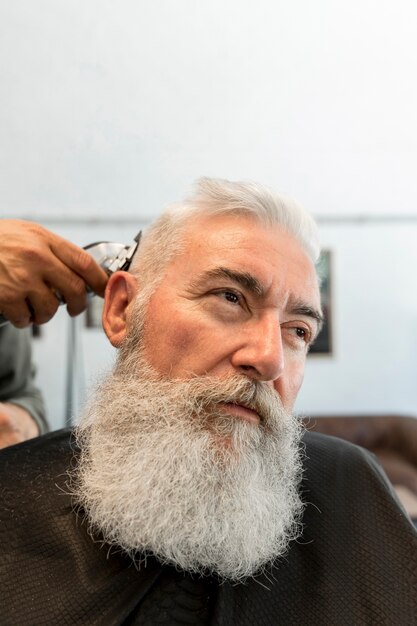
[191,267,265,297]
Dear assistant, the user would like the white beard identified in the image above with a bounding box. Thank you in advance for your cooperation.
[72,358,305,582]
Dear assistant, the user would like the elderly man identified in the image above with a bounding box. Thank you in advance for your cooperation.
[1,178,416,624]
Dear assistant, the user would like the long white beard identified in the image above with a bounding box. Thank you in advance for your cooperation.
[72,363,305,582]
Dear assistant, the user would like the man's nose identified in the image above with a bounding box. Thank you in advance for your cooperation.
[230,316,284,382]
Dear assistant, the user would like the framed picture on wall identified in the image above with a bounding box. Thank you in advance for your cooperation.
[309,249,332,355]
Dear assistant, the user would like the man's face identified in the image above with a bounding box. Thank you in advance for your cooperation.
[138,213,321,414]
[83,212,320,579]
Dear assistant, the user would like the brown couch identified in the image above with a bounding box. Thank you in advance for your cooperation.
[303,415,417,520]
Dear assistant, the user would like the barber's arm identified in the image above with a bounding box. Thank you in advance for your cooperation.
[0,220,108,327]
[0,324,47,449]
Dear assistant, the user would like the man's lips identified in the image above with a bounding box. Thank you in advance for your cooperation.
[217,402,261,425]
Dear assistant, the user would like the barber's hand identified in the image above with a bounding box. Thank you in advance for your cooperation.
[0,220,108,327]
[0,402,39,449]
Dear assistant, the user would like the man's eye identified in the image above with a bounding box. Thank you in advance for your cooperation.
[222,291,239,304]
[210,289,248,316]
[295,327,311,343]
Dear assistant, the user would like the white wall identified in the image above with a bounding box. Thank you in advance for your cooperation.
[298,220,417,416]
[2,1,417,219]
[2,1,417,428]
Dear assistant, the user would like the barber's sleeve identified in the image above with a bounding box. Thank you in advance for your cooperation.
[0,325,48,434]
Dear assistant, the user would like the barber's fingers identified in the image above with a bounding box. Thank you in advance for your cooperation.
[2,220,108,299]
[0,297,33,328]
[18,228,108,319]
[24,288,62,325]
[0,254,73,325]
[1,277,86,326]
[49,235,108,297]
[38,252,102,317]
[0,220,108,325]
[0,284,62,326]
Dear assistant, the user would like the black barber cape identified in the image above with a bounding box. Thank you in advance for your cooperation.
[1,429,416,625]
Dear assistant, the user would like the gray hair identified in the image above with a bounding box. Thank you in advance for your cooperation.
[130,177,320,297]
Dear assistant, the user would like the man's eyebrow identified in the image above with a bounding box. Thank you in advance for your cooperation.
[193,267,265,296]
[290,303,324,332]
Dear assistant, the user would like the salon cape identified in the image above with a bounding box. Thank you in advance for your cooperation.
[1,429,416,625]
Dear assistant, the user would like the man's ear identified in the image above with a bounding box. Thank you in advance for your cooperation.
[102,272,138,347]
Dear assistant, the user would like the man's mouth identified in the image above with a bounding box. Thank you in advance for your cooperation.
[217,402,261,425]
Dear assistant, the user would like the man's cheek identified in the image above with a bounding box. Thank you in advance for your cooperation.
[144,320,201,375]
[289,370,305,405]
[167,325,196,353]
